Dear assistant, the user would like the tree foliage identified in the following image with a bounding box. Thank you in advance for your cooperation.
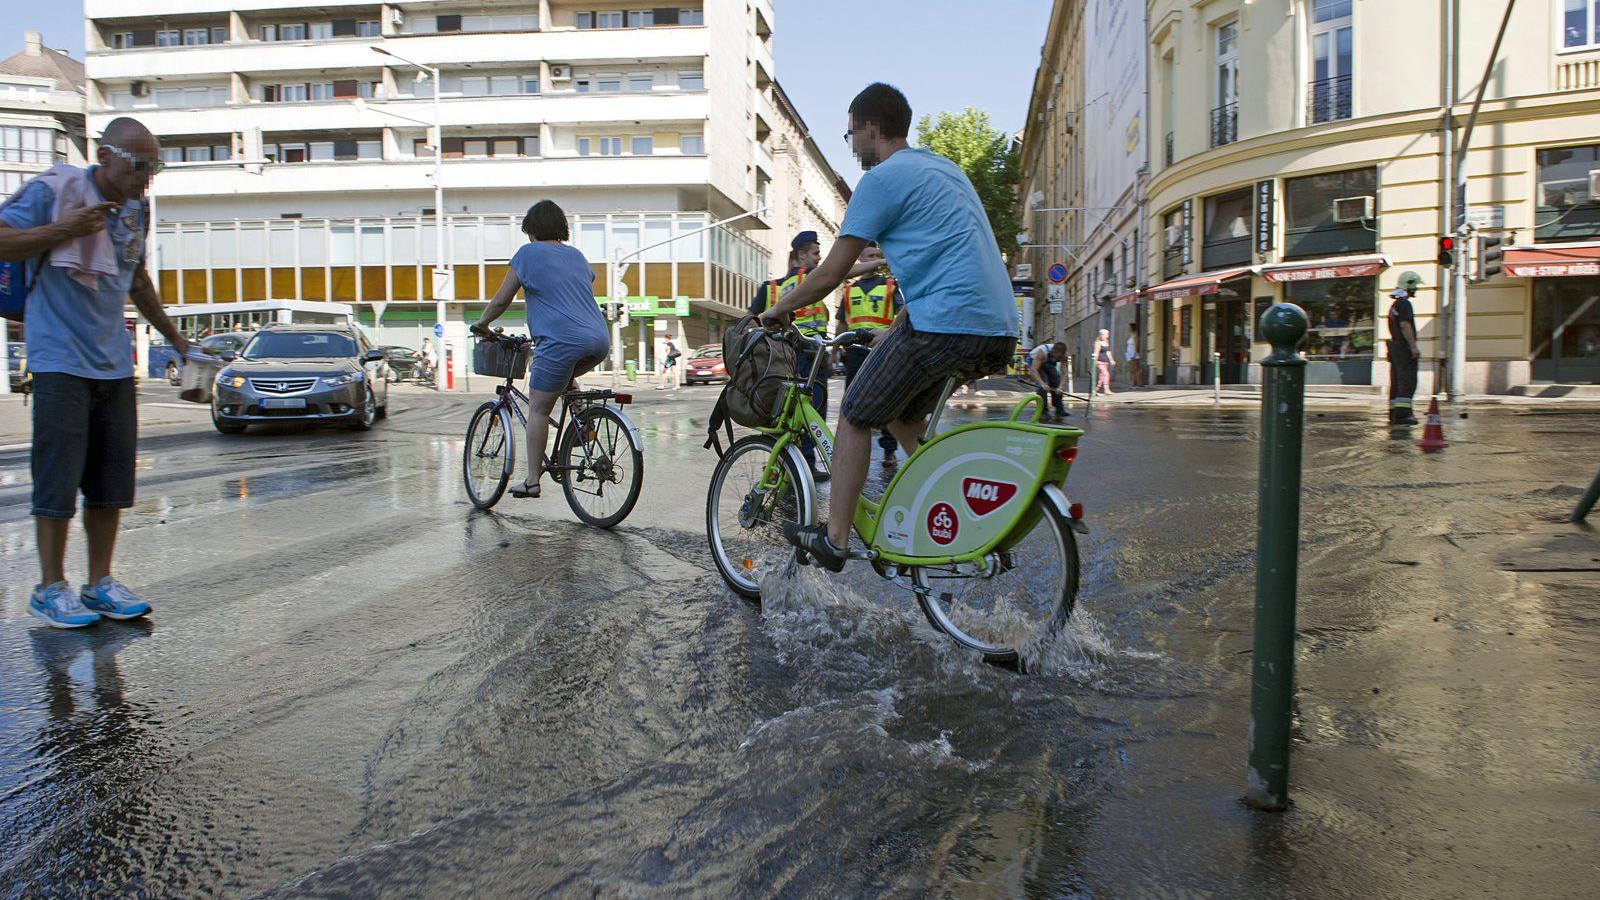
[914,108,1021,255]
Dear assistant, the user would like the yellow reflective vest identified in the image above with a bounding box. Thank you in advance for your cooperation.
[844,277,897,330]
[768,268,829,336]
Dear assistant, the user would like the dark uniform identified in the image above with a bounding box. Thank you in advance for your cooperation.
[835,272,902,456]
[1386,288,1419,425]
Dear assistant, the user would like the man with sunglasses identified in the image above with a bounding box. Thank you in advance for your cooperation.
[0,117,190,628]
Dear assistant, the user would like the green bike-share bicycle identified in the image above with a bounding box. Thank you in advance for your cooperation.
[705,327,1088,668]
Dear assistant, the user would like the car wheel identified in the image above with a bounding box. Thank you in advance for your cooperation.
[349,387,377,431]
[166,361,180,385]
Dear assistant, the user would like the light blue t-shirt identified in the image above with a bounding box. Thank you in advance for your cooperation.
[510,241,609,353]
[838,148,1016,337]
[0,170,146,379]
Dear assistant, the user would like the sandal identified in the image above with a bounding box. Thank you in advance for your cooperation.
[509,478,541,499]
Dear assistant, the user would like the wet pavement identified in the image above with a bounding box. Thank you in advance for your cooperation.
[1,383,1597,897]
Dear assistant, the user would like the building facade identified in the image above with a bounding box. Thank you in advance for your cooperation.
[1,31,87,200]
[1145,0,1600,392]
[82,0,843,373]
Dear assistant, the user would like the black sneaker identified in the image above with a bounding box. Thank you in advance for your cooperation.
[783,522,847,572]
[811,467,831,483]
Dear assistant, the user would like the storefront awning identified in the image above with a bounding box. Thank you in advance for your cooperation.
[1111,291,1140,309]
[1147,267,1252,302]
[1504,245,1600,278]
[1255,254,1390,283]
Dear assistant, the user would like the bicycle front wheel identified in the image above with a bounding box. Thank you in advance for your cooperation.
[557,406,643,528]
[463,402,514,509]
[911,497,1079,670]
[706,435,812,600]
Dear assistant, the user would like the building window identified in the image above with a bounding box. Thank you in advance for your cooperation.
[1162,208,1185,280]
[310,22,334,40]
[578,136,624,156]
[182,28,208,45]
[0,126,60,164]
[578,11,625,29]
[577,137,590,155]
[631,136,654,155]
[460,76,489,97]
[156,30,181,47]
[525,136,540,156]
[1212,20,1239,147]
[463,139,489,158]
[111,32,134,49]
[1282,166,1378,259]
[1563,0,1600,49]
[265,143,308,163]
[1202,188,1252,270]
[357,141,380,159]
[1309,0,1353,123]
[679,134,704,154]
[597,76,622,92]
[491,138,520,156]
[679,70,704,90]
[681,8,704,25]
[308,83,335,101]
[574,78,592,93]
[627,10,654,27]
[1536,144,1600,242]
[357,20,381,37]
[523,76,540,94]
[490,75,520,95]
[629,73,654,92]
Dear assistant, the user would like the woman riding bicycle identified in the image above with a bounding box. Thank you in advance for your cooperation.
[471,200,610,499]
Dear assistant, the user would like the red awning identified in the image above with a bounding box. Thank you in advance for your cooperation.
[1504,246,1600,278]
[1111,291,1140,309]
[1147,267,1252,302]
[1257,255,1389,283]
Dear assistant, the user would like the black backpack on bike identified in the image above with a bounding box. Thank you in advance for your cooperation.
[704,316,797,456]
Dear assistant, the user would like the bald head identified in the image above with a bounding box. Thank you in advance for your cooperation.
[94,117,161,202]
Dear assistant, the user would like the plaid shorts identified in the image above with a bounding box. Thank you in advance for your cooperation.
[840,322,1015,429]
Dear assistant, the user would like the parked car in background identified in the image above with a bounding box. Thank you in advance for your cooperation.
[381,346,423,383]
[684,345,726,385]
[152,332,249,384]
[6,343,24,393]
[210,325,389,434]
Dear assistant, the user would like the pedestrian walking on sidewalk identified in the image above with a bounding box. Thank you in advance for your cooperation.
[1386,287,1420,426]
[1093,328,1116,397]
[0,117,190,628]
[1125,322,1142,387]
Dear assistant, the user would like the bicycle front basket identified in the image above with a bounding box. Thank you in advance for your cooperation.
[473,339,530,379]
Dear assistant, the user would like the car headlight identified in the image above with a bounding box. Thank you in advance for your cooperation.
[322,372,362,386]
[217,373,246,388]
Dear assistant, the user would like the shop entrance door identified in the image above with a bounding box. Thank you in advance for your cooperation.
[1532,279,1600,384]
[1217,298,1248,382]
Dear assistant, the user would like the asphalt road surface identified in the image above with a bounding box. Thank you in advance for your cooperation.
[0,382,1596,897]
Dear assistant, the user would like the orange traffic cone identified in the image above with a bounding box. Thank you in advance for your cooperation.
[1419,396,1446,451]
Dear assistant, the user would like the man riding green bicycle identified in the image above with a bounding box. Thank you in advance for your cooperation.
[758,82,1018,572]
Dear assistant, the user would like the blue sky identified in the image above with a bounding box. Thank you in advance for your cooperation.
[11,1,1050,187]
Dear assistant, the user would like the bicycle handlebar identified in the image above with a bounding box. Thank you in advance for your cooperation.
[471,324,533,350]
[771,323,877,351]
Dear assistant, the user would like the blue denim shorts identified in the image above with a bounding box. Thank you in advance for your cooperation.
[527,338,607,393]
[31,373,137,519]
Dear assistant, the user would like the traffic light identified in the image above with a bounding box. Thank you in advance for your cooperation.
[1437,235,1457,268]
[1475,235,1505,281]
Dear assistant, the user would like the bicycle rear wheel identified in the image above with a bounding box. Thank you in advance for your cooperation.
[463,402,514,509]
[911,497,1079,670]
[706,435,812,600]
[557,406,643,528]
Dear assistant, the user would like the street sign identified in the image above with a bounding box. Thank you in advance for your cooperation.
[433,323,444,338]
[1046,282,1065,315]
[1466,206,1505,230]
[1015,263,1033,280]
[600,296,691,318]
[1047,263,1068,284]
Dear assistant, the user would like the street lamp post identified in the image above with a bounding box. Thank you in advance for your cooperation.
[373,45,449,390]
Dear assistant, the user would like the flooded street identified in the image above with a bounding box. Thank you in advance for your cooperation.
[1,386,1596,897]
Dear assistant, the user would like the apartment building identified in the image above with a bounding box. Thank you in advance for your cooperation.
[760,82,850,290]
[1144,0,1600,392]
[1,32,87,200]
[82,0,844,370]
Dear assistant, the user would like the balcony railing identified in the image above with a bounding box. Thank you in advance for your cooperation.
[1210,102,1237,148]
[1307,74,1352,124]
[1164,131,1174,167]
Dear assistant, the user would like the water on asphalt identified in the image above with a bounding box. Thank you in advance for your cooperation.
[0,388,1596,897]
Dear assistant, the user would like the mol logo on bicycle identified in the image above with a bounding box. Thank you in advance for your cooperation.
[961,477,1017,517]
[926,502,960,546]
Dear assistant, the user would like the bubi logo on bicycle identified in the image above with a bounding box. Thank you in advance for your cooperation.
[926,502,959,546]
[961,477,1017,517]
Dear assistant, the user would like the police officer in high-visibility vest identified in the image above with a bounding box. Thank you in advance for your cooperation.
[751,230,883,481]
[834,244,901,467]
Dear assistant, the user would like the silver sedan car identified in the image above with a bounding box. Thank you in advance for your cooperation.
[211,326,389,434]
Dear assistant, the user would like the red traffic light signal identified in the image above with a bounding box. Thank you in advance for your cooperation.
[1437,236,1457,268]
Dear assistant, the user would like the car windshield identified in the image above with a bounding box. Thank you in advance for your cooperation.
[690,347,721,359]
[243,332,357,360]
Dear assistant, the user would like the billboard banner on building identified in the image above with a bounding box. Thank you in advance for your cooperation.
[1084,0,1145,215]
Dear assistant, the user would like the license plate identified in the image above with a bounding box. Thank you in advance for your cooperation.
[261,398,306,409]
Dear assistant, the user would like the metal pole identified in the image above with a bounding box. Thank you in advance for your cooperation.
[1065,355,1074,396]
[1213,350,1222,405]
[0,323,10,395]
[610,249,623,388]
[431,66,447,391]
[1573,466,1600,523]
[1441,0,1456,398]
[1246,302,1309,812]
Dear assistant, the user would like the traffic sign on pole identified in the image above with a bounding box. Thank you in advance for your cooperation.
[1047,263,1068,284]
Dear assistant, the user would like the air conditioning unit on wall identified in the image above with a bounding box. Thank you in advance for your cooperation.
[390,9,405,25]
[130,81,149,97]
[1332,195,1375,223]
[1587,169,1600,201]
[1164,224,1184,246]
[549,65,571,81]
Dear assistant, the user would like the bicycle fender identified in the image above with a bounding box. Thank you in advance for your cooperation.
[1039,483,1088,534]
[776,441,819,526]
[609,409,644,454]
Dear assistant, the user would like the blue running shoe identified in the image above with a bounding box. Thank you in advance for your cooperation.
[80,577,152,621]
[29,581,101,629]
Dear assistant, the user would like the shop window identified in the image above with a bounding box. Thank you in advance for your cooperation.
[1178,305,1192,347]
[1162,208,1184,280]
[1285,276,1376,384]
[1536,144,1600,242]
[1282,166,1377,259]
[1202,188,1252,270]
